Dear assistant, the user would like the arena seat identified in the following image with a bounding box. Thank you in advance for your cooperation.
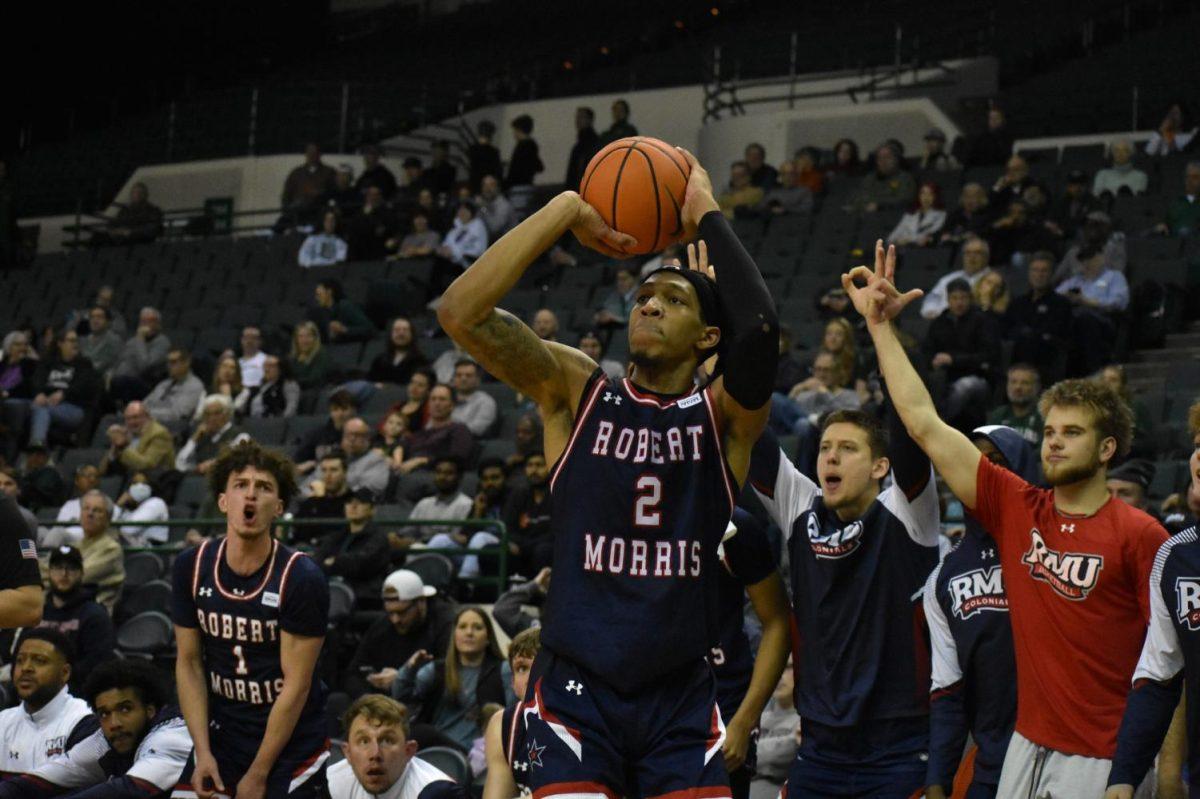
[123,551,166,590]
[328,579,356,628]
[404,554,455,592]
[416,747,470,784]
[115,611,175,659]
[115,579,173,625]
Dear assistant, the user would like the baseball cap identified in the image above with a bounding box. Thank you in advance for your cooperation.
[348,487,377,504]
[1108,459,1155,490]
[49,545,83,570]
[383,570,437,601]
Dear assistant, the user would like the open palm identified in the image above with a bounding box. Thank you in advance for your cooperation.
[841,240,924,326]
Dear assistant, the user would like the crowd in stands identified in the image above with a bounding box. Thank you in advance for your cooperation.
[0,95,1196,796]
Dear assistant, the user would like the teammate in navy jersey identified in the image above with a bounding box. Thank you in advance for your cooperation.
[170,441,330,799]
[483,627,541,799]
[437,149,778,799]
[923,426,1036,799]
[749,402,940,797]
[713,508,790,799]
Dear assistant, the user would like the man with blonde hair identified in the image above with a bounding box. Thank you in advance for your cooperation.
[483,627,540,799]
[330,695,466,799]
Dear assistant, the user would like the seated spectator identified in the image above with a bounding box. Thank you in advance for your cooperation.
[280,142,337,230]
[973,269,1010,317]
[423,458,497,578]
[578,331,625,379]
[818,317,868,387]
[1145,101,1197,157]
[467,120,503,193]
[1096,364,1156,459]
[769,350,862,478]
[940,182,994,244]
[1093,139,1148,198]
[347,569,457,698]
[430,202,489,297]
[77,491,125,613]
[109,307,171,404]
[375,410,408,471]
[471,458,509,524]
[356,144,398,199]
[0,659,190,798]
[849,143,915,213]
[1004,251,1074,383]
[142,348,205,425]
[309,278,375,343]
[67,285,127,339]
[921,236,995,319]
[99,400,175,478]
[114,471,170,547]
[391,211,442,259]
[792,147,825,194]
[397,368,433,432]
[0,466,38,539]
[391,606,506,753]
[507,413,543,473]
[483,628,540,783]
[718,161,764,218]
[316,487,390,600]
[237,329,276,388]
[80,306,122,380]
[39,545,115,692]
[967,106,1013,167]
[450,360,497,437]
[296,388,358,472]
[1056,252,1130,376]
[298,208,349,267]
[566,106,601,191]
[193,354,249,420]
[505,115,544,189]
[0,630,96,775]
[18,443,68,511]
[303,417,389,497]
[593,267,638,330]
[93,183,163,246]
[248,354,300,418]
[175,394,248,476]
[917,128,960,172]
[502,452,553,577]
[476,175,517,241]
[987,197,1057,268]
[1047,170,1102,240]
[26,329,100,447]
[398,385,474,473]
[294,450,353,548]
[345,186,398,261]
[289,320,333,391]
[986,363,1044,446]
[773,326,807,397]
[492,567,549,638]
[398,157,429,206]
[426,140,458,198]
[1156,160,1200,237]
[0,332,39,462]
[988,154,1034,207]
[325,163,361,212]
[530,308,560,342]
[758,159,814,216]
[887,182,946,247]
[744,143,779,189]
[48,465,100,547]
[924,278,1000,432]
[331,694,466,799]
[825,138,862,179]
[367,317,429,388]
[1105,458,1155,515]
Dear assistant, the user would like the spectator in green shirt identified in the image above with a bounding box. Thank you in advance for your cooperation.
[1156,160,1200,236]
[308,278,376,344]
[987,362,1043,447]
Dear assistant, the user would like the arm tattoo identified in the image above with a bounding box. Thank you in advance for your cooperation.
[459,309,562,399]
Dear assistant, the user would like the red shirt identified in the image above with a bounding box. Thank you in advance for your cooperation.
[972,457,1167,758]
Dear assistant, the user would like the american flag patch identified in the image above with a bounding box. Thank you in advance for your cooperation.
[19,539,37,560]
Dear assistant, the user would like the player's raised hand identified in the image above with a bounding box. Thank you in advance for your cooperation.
[675,148,721,237]
[686,240,716,281]
[841,240,923,326]
[191,751,226,799]
[567,192,638,259]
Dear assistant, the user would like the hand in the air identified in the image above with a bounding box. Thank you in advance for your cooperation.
[841,240,923,327]
[686,240,715,281]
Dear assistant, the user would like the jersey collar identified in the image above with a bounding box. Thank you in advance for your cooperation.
[26,685,73,725]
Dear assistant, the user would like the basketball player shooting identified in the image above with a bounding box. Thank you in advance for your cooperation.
[437,147,779,799]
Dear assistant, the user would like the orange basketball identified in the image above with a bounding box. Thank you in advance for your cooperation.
[579,136,691,255]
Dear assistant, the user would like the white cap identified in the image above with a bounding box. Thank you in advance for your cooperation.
[383,569,436,601]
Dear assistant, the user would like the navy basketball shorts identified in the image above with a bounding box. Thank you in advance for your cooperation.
[782,718,927,799]
[172,717,330,798]
[523,648,731,799]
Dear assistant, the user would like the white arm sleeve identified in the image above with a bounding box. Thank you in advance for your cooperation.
[26,728,109,789]
[125,717,193,789]
[751,447,820,545]
[1132,538,1187,685]
[924,562,963,691]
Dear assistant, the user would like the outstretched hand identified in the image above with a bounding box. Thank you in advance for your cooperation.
[568,192,638,259]
[841,240,923,326]
[675,148,721,238]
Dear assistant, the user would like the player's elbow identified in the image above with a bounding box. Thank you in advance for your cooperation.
[7,586,43,627]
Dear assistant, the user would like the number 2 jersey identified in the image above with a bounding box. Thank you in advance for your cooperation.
[171,537,329,742]
[541,373,738,693]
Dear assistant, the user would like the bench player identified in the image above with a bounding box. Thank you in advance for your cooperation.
[483,627,541,799]
[437,149,778,799]
[171,441,331,799]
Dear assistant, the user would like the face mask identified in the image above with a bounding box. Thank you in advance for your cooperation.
[129,483,152,503]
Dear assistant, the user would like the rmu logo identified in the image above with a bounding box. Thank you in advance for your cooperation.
[1174,578,1200,630]
[1021,529,1103,600]
[948,566,1008,620]
[804,513,863,559]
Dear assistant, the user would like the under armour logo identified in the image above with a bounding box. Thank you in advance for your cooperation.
[565,680,583,695]
[1061,524,1076,534]
[9,751,18,760]
[198,587,213,597]
[981,548,995,559]
[232,588,245,596]
[513,760,529,772]
[602,392,622,405]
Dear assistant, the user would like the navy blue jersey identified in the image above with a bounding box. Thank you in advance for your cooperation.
[713,508,778,721]
[749,438,940,736]
[542,373,737,692]
[171,538,329,738]
[924,526,1016,791]
[500,701,531,796]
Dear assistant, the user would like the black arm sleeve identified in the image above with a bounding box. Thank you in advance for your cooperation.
[884,386,931,500]
[697,211,779,410]
[1108,675,1183,787]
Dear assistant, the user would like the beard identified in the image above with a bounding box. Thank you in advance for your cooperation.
[1043,449,1103,487]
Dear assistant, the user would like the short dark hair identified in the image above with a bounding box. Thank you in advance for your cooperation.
[168,347,190,362]
[1029,250,1057,267]
[946,278,972,296]
[477,457,506,477]
[477,120,496,137]
[577,107,595,122]
[525,450,547,463]
[433,456,461,474]
[208,440,299,506]
[731,160,750,171]
[84,658,169,710]
[17,628,75,669]
[329,388,358,410]
[317,278,345,302]
[512,115,534,135]
[319,449,348,469]
[820,409,889,459]
[746,142,765,157]
[1008,362,1040,377]
[90,305,111,320]
[454,358,478,373]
